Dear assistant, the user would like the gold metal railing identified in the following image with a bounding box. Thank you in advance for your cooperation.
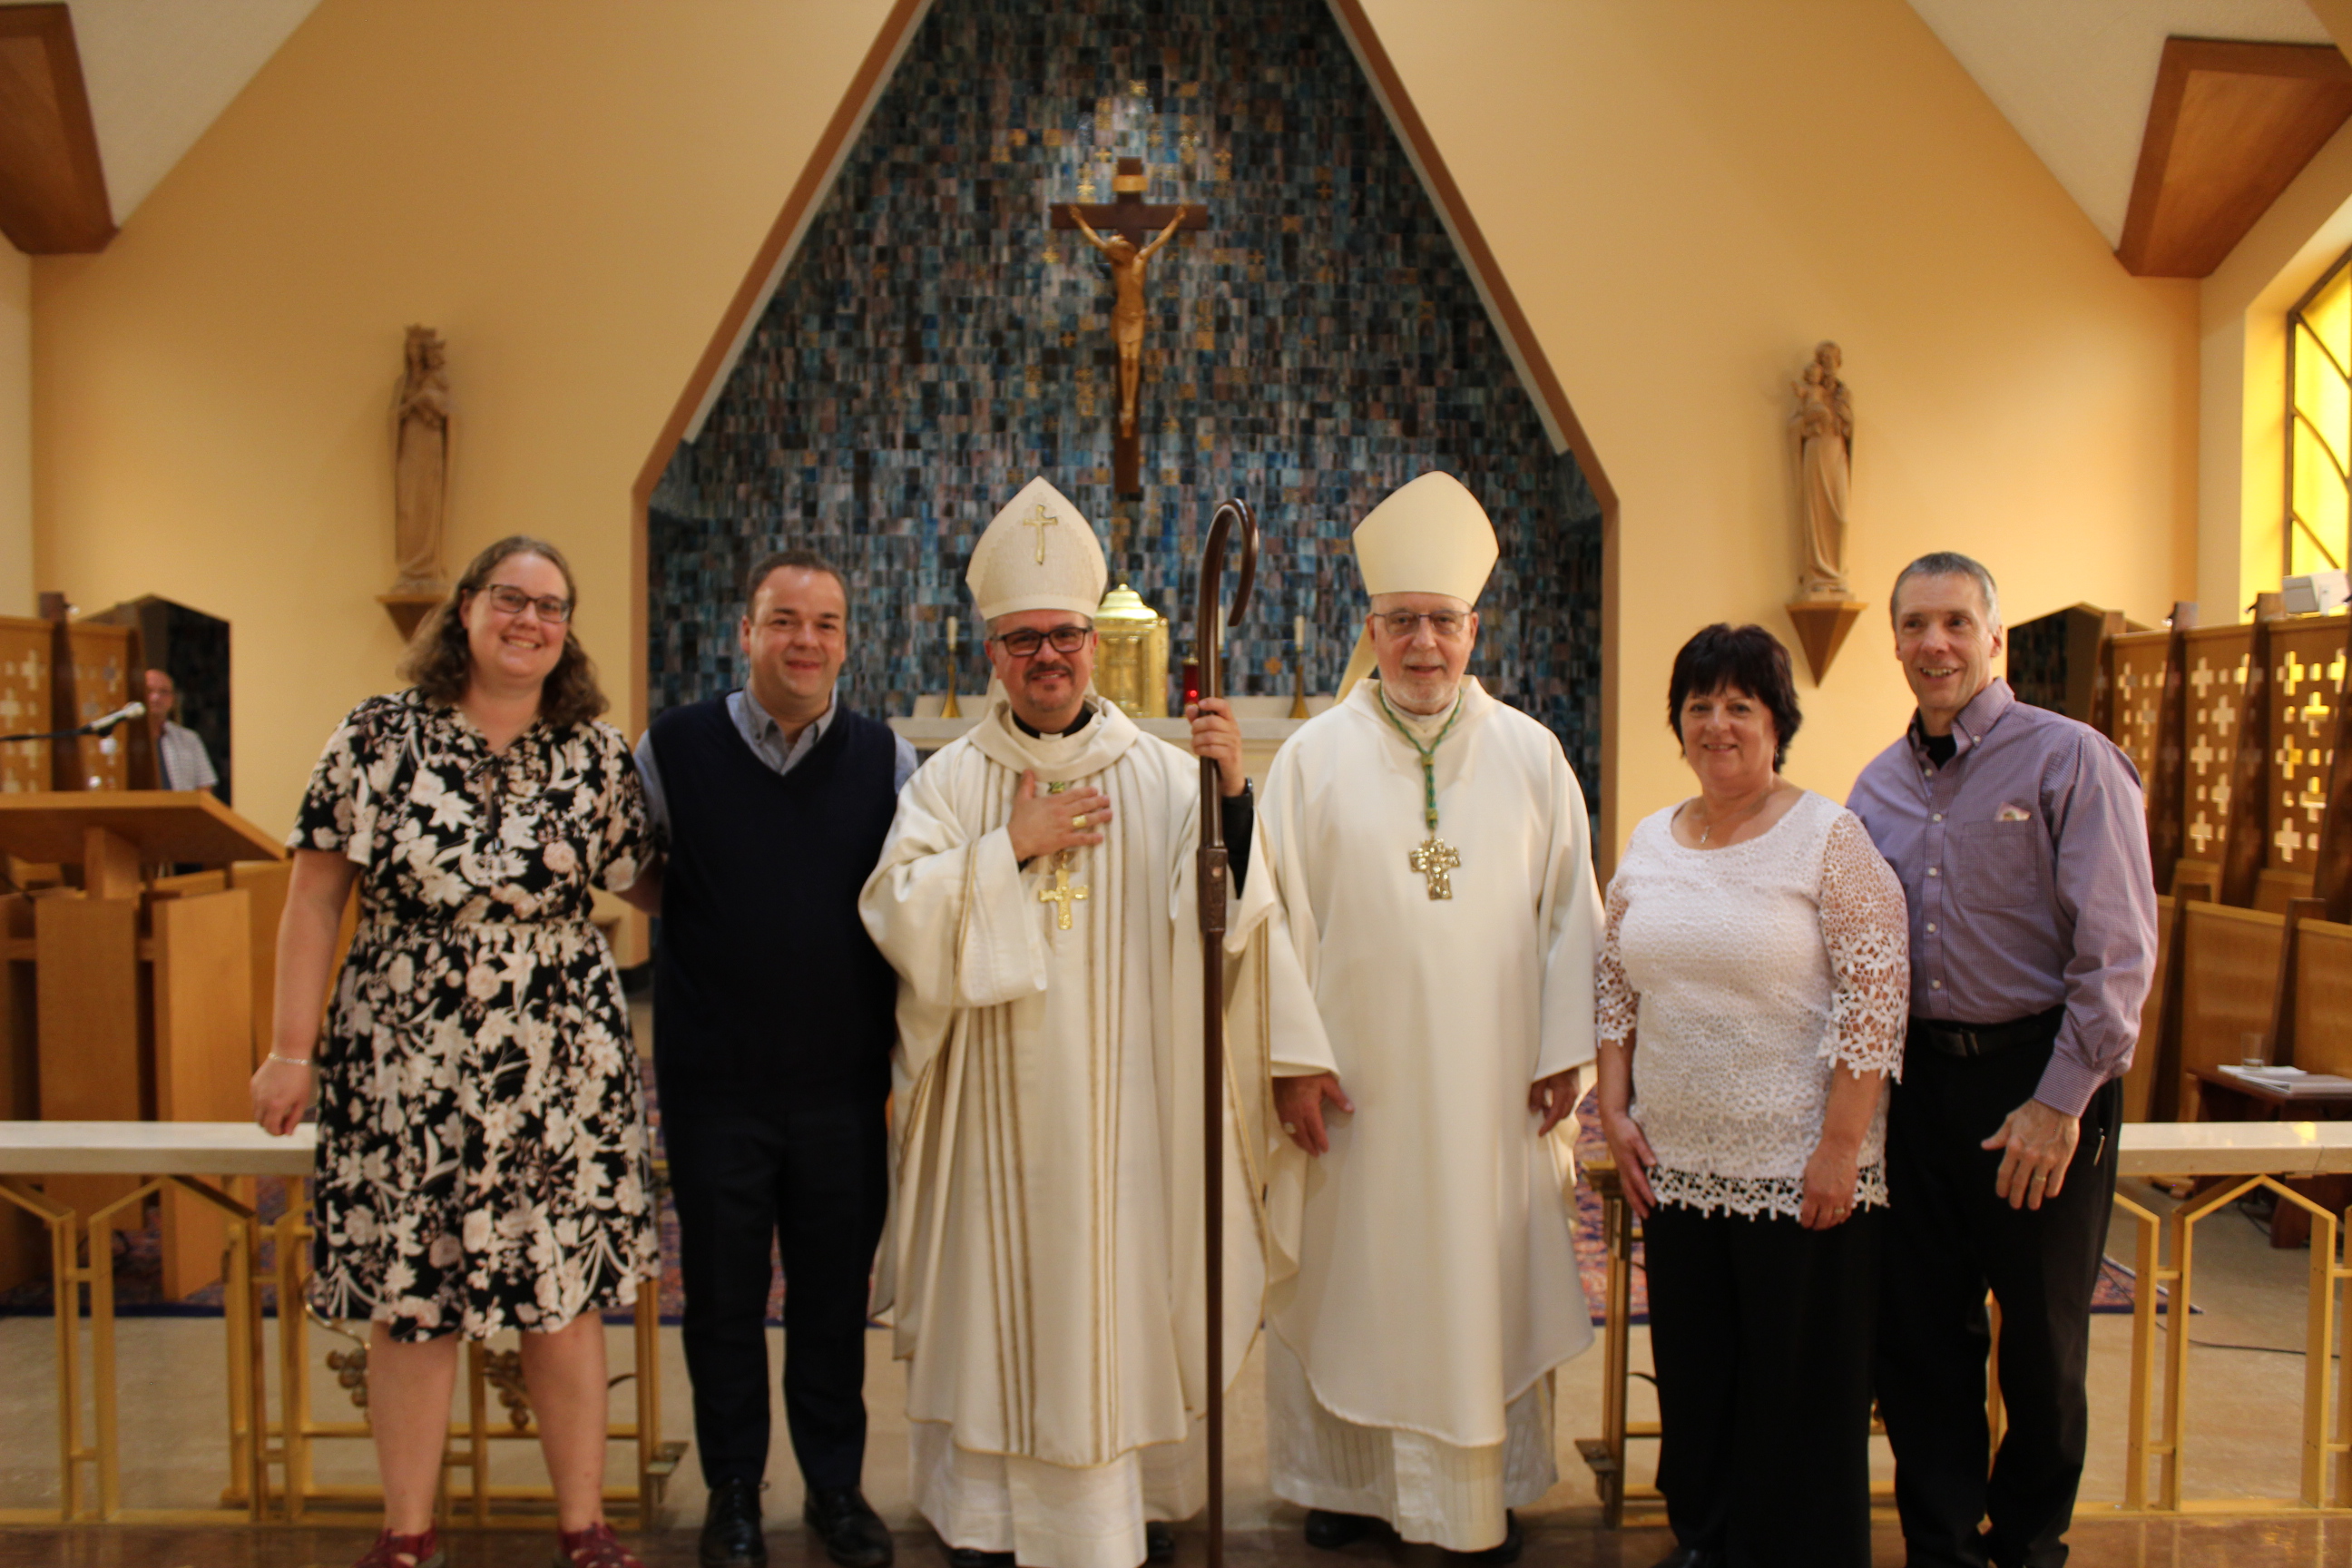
[0,1130,685,1527]
[1576,1125,2352,1524]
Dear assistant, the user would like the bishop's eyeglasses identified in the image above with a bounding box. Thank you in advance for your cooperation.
[1374,609,1468,639]
[992,624,1093,658]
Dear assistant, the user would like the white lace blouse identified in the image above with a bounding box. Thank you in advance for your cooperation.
[1597,789,1909,1220]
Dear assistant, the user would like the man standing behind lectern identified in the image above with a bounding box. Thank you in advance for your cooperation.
[629,550,918,1568]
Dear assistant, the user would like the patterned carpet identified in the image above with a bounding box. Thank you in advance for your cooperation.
[0,1067,2146,1323]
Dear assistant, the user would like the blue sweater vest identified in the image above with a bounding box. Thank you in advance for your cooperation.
[648,697,900,1107]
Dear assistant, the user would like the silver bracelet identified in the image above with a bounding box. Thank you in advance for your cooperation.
[268,1051,315,1067]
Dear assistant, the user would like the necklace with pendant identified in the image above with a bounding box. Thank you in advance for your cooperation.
[1376,687,1467,900]
[1692,786,1775,846]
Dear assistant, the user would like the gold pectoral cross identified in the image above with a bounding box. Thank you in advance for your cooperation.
[1408,836,1461,901]
[1040,850,1089,929]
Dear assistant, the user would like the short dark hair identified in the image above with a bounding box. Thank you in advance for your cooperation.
[1666,623,1803,769]
[398,534,607,728]
[1891,551,2001,628]
[742,549,846,622]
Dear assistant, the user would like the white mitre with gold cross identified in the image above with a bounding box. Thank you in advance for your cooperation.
[967,475,1108,622]
[1338,470,1499,698]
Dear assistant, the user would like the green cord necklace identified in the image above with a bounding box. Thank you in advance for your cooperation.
[1375,684,1466,900]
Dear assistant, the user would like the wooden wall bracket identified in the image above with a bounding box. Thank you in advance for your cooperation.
[1784,599,1866,684]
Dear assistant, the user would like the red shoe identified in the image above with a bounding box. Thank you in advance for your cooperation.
[554,1521,645,1568]
[356,1528,446,1568]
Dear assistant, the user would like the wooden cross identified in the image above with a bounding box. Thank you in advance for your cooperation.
[1407,836,1461,901]
[1053,157,1209,496]
[1040,854,1089,929]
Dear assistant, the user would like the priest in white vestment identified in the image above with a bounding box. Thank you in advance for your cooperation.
[1231,472,1603,1562]
[858,477,1279,1568]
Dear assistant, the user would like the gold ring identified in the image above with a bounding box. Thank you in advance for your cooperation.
[1073,813,1088,829]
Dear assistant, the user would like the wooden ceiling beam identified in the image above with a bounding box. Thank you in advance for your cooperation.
[2118,37,2352,279]
[0,4,112,254]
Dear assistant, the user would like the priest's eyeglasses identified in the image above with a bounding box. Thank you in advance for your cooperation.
[1375,610,1468,639]
[992,624,1093,658]
[480,584,573,623]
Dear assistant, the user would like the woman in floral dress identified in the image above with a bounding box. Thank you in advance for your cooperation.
[253,535,662,1568]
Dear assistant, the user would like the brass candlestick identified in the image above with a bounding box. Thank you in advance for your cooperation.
[1289,652,1309,719]
[941,621,962,718]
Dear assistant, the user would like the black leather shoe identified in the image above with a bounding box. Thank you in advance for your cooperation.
[805,1486,893,1568]
[700,1477,766,1568]
[1451,1511,1523,1565]
[1145,1522,1175,1562]
[1648,1549,1720,1568]
[944,1551,1013,1568]
[1304,1510,1381,1550]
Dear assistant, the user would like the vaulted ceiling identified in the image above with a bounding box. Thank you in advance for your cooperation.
[1906,0,2341,270]
[2,0,2351,276]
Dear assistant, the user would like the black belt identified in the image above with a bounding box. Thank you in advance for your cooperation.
[1908,1005,2065,1060]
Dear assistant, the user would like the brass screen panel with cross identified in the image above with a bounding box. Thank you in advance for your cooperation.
[2180,624,2252,866]
[0,618,50,793]
[2288,246,2352,579]
[2105,632,2172,790]
[2263,613,2347,887]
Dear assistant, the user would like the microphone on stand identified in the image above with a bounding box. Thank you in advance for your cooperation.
[83,701,146,734]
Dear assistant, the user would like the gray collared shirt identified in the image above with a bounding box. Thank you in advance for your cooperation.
[632,686,919,838]
[1847,678,2157,1117]
[156,719,220,793]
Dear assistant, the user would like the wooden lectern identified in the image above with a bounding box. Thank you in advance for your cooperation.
[0,792,285,1296]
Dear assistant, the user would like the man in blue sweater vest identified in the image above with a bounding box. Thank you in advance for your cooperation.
[627,550,919,1568]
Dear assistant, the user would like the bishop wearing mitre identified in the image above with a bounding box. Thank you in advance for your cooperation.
[1232,471,1603,1563]
[858,477,1282,1568]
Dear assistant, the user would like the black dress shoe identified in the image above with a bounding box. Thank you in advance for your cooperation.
[944,1550,1014,1568]
[805,1486,894,1568]
[1450,1511,1523,1565]
[1647,1549,1720,1568]
[1304,1509,1382,1550]
[700,1477,766,1568]
[1145,1522,1175,1562]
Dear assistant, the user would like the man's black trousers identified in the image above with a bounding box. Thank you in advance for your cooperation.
[1644,1200,1882,1568]
[662,1090,890,1491]
[1877,1034,2122,1568]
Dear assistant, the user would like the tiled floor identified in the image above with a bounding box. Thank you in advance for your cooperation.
[1,1139,2340,1565]
[8,1518,2352,1568]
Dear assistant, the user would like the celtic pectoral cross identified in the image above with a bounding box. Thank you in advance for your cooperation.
[1040,850,1089,929]
[1408,837,1460,900]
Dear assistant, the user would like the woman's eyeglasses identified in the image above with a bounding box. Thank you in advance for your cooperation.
[480,584,573,623]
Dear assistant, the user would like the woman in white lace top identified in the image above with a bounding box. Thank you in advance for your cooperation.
[1595,624,1907,1568]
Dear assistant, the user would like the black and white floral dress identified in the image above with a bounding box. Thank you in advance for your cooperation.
[292,691,661,1341]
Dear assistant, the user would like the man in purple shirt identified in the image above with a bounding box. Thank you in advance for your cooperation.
[1847,553,2155,1568]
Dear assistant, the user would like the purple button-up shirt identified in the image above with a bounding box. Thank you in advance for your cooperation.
[1847,679,2157,1117]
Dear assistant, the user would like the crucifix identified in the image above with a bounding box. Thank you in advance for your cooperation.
[1407,837,1461,901]
[1054,157,1209,495]
[1039,851,1090,929]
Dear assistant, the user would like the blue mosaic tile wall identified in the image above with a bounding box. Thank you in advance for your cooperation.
[649,0,1604,799]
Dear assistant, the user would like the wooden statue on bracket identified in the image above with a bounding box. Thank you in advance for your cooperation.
[380,326,450,638]
[1784,340,1867,683]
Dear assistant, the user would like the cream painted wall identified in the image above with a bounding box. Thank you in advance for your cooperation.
[2197,119,2352,624]
[32,0,897,841]
[32,0,2196,863]
[1357,0,2199,847]
[0,244,26,618]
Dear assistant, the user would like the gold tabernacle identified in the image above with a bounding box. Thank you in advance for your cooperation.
[1093,582,1170,718]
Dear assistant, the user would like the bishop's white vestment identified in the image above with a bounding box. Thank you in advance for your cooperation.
[1230,678,1602,1550]
[858,690,1270,1568]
